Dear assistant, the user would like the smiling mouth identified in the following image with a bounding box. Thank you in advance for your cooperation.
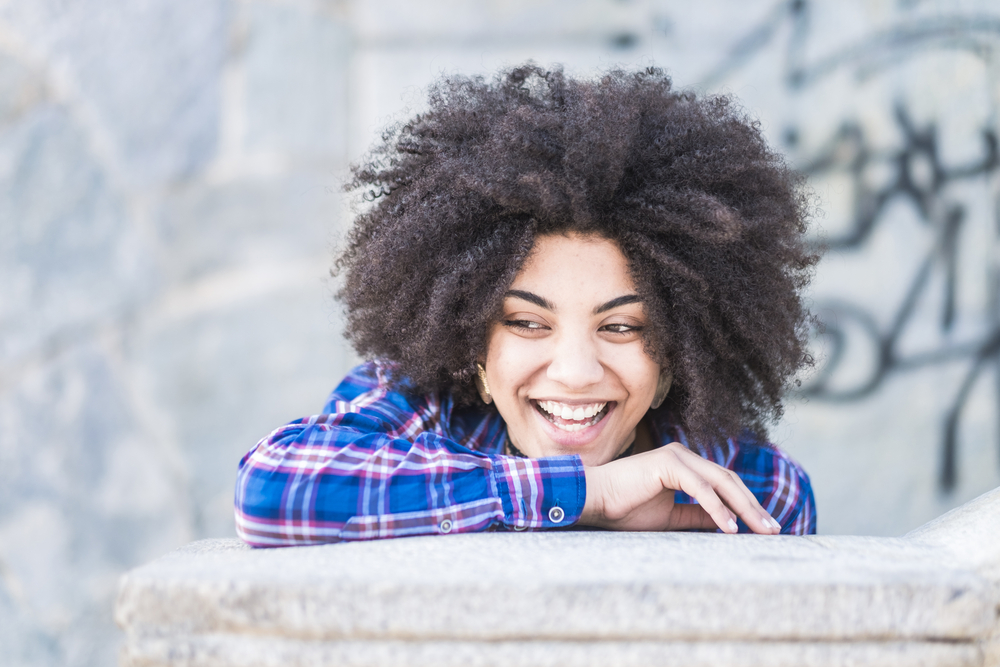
[533,400,611,432]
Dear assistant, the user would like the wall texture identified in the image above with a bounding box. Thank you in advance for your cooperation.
[0,1,998,665]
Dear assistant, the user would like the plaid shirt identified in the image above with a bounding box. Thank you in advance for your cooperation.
[235,361,816,547]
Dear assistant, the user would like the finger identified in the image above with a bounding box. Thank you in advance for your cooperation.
[674,449,780,534]
[715,468,780,534]
[718,466,782,532]
[666,444,779,533]
[665,458,739,534]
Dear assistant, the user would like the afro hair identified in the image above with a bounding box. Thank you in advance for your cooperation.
[337,64,816,445]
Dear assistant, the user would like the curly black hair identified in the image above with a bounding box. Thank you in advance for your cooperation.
[337,64,816,445]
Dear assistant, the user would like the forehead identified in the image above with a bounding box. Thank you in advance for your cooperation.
[511,233,636,294]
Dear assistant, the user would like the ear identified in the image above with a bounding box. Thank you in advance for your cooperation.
[650,368,673,409]
[475,362,493,405]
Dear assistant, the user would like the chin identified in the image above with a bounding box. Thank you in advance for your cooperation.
[528,430,634,466]
[575,447,619,467]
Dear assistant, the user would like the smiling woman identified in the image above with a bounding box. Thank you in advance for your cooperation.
[234,65,817,545]
[485,233,662,466]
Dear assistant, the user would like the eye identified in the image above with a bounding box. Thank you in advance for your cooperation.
[600,323,643,336]
[503,319,548,332]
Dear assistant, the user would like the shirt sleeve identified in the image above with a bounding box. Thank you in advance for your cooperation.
[744,444,817,535]
[234,410,585,547]
[773,452,817,535]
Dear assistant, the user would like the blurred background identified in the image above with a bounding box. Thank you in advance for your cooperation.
[2,0,999,664]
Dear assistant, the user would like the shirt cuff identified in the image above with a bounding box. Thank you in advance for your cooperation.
[490,454,585,530]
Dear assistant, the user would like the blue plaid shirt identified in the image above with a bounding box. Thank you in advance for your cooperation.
[235,361,816,546]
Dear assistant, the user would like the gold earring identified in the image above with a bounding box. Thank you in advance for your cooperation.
[650,369,673,409]
[475,362,493,405]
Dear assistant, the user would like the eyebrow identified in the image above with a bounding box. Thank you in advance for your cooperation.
[594,294,643,314]
[504,290,643,314]
[505,290,554,311]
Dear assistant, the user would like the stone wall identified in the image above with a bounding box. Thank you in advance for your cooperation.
[1,1,999,665]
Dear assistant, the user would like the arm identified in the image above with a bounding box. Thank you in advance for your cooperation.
[234,386,585,547]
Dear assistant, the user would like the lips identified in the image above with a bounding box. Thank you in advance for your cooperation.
[533,400,610,432]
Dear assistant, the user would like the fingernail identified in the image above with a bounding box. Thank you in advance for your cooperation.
[770,517,781,530]
[727,519,738,533]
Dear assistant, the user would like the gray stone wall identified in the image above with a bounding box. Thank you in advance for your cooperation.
[0,1,350,664]
[1,1,999,665]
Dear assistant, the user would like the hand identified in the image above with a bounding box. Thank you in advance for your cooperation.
[579,442,782,534]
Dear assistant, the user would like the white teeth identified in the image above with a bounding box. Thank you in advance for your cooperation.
[553,420,589,432]
[537,401,608,425]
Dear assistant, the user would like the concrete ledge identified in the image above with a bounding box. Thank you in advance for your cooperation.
[120,637,983,667]
[116,488,1000,667]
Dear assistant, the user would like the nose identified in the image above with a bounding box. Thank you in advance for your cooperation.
[546,333,604,390]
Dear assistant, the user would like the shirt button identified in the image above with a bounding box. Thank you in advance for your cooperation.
[439,519,453,534]
[513,524,528,532]
[548,506,565,524]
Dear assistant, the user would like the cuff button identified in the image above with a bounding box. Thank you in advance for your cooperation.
[548,506,565,524]
[439,519,454,533]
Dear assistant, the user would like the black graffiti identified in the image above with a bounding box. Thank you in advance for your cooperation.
[704,0,1000,490]
[797,107,999,490]
[704,1,1000,91]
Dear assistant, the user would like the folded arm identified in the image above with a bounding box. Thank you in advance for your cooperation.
[235,411,585,547]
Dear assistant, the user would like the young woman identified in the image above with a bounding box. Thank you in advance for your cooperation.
[235,64,817,546]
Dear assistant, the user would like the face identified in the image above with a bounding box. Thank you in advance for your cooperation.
[483,232,663,466]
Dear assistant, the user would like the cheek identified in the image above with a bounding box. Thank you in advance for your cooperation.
[486,324,546,366]
[607,345,661,397]
[484,329,541,400]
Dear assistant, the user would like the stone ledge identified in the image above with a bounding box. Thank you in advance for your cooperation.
[116,487,1000,667]
[120,637,984,667]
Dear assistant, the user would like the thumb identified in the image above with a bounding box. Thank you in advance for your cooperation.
[667,503,731,532]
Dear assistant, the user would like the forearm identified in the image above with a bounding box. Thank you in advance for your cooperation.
[234,414,586,546]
